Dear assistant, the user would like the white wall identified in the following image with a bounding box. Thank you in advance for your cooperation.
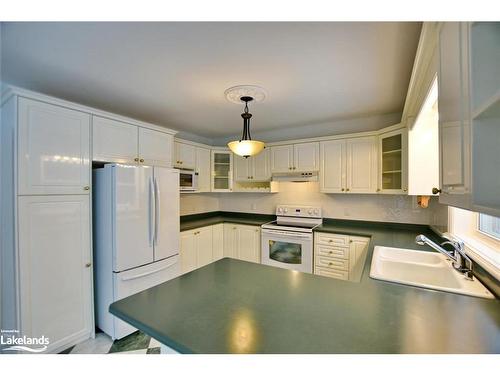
[180,181,449,225]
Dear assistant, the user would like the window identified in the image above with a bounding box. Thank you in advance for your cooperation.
[479,213,500,240]
[448,207,500,278]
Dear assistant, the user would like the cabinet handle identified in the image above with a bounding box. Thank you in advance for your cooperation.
[328,262,333,266]
[180,161,183,164]
[293,167,296,170]
[403,188,407,192]
[134,157,139,162]
[346,188,350,192]
[328,239,333,243]
[140,159,144,163]
[349,240,353,243]
[85,262,92,268]
[376,188,380,192]
[432,187,441,194]
[329,251,333,254]
[83,186,90,191]
[341,188,345,192]
[233,227,237,230]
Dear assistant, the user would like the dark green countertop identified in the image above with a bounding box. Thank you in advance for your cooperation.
[180,211,275,231]
[110,217,500,354]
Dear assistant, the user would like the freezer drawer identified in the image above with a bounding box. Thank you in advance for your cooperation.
[111,256,180,339]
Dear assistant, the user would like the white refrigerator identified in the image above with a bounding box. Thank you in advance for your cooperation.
[93,164,180,340]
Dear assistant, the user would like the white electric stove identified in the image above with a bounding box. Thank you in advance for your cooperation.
[261,205,322,273]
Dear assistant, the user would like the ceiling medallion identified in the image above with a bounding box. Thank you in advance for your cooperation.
[226,86,266,158]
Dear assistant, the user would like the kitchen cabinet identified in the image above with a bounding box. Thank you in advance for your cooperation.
[174,141,196,170]
[223,223,260,263]
[320,139,345,193]
[92,116,138,164]
[17,195,93,353]
[138,127,173,167]
[93,115,173,167]
[314,232,369,282]
[196,147,212,192]
[212,150,233,192]
[320,136,378,194]
[212,224,224,261]
[180,226,213,273]
[379,129,408,194]
[437,22,472,209]
[270,142,319,173]
[18,97,91,195]
[233,148,271,182]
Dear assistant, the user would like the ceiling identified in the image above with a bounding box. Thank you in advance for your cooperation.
[1,22,421,144]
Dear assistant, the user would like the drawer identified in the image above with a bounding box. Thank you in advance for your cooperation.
[315,255,349,271]
[315,267,349,280]
[315,232,349,247]
[315,243,349,260]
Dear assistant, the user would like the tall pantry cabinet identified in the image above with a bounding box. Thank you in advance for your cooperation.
[1,94,93,353]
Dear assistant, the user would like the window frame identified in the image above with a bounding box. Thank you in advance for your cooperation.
[448,207,500,280]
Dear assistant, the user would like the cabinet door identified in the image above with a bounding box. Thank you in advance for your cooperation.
[212,224,224,261]
[252,147,271,181]
[153,167,180,261]
[348,236,370,281]
[379,129,407,194]
[196,147,212,192]
[233,154,251,181]
[346,137,378,193]
[18,98,91,195]
[196,226,213,268]
[174,142,196,170]
[270,145,293,173]
[92,116,138,163]
[139,128,173,167]
[18,195,92,352]
[212,151,233,192]
[223,223,239,258]
[180,230,197,274]
[237,225,261,263]
[320,140,345,193]
[294,142,319,172]
[438,22,471,208]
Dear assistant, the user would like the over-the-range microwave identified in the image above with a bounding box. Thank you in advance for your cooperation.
[179,169,198,191]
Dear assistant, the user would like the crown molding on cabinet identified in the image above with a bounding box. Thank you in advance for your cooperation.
[1,85,178,136]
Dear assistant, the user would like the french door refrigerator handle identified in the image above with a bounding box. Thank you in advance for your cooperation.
[149,176,156,247]
[153,176,160,246]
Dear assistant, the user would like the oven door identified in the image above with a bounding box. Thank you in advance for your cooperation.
[261,228,313,273]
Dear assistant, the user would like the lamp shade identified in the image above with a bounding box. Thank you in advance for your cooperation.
[227,140,265,158]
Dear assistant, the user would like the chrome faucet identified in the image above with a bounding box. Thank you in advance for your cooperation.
[415,234,474,280]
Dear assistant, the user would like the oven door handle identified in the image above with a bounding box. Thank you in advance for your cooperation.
[261,229,312,239]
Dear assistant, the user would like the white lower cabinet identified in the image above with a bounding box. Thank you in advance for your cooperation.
[314,232,369,282]
[17,195,93,353]
[181,223,260,273]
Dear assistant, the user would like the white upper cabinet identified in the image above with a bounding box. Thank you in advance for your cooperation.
[17,195,92,352]
[320,140,345,193]
[18,98,91,195]
[346,137,378,193]
[139,127,173,167]
[196,147,212,192]
[93,115,173,167]
[293,142,320,172]
[92,116,138,164]
[320,136,377,194]
[212,150,232,192]
[233,148,271,182]
[252,147,271,181]
[174,141,196,170]
[437,22,472,209]
[270,145,294,173]
[379,129,408,194]
[271,142,319,173]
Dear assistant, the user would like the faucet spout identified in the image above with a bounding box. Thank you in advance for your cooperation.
[415,234,473,280]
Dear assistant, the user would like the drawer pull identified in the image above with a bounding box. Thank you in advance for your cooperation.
[134,157,140,162]
[83,186,90,191]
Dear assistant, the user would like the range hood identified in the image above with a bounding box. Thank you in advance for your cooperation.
[272,171,318,182]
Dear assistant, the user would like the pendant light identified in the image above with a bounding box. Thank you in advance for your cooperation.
[225,85,266,158]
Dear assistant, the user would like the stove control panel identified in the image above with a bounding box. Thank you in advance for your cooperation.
[276,205,322,218]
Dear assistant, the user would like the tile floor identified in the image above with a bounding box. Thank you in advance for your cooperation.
[60,331,161,354]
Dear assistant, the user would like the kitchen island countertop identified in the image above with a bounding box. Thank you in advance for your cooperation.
[110,217,500,354]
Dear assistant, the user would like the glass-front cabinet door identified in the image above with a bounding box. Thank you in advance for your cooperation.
[211,150,232,192]
[378,128,407,194]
